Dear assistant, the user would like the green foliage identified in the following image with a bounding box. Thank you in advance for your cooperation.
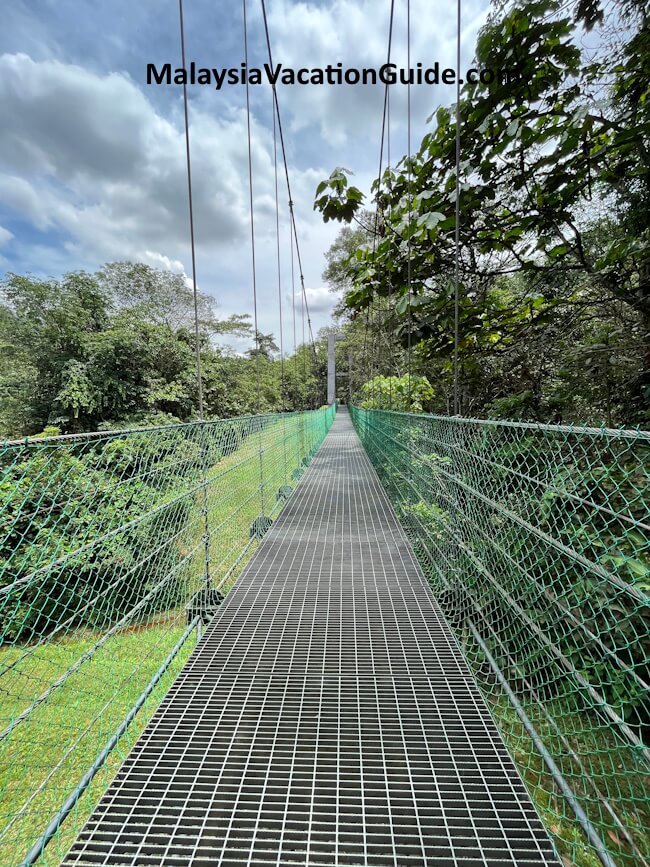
[316,0,650,426]
[96,261,251,337]
[0,263,326,438]
[0,433,199,642]
[322,218,373,299]
[360,374,433,412]
[246,331,279,360]
[313,167,364,223]
[352,406,650,866]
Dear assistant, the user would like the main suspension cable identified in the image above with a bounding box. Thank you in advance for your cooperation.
[370,0,396,408]
[242,0,265,517]
[179,0,211,586]
[372,0,395,254]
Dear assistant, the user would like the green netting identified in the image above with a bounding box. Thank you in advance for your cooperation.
[0,404,336,867]
[351,406,649,867]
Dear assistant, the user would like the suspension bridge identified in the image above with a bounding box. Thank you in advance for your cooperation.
[0,0,648,862]
[59,408,559,867]
[0,403,648,867]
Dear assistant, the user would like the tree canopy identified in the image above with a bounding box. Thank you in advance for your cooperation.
[0,264,325,437]
[315,0,649,425]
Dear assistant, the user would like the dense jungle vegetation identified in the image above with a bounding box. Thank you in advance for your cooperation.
[316,0,649,429]
[0,261,324,438]
[3,0,648,436]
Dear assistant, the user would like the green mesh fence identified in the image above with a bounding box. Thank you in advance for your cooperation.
[0,404,335,867]
[351,406,649,867]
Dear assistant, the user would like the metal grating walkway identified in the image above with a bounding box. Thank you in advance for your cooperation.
[63,409,559,866]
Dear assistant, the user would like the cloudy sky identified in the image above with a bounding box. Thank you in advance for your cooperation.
[0,0,490,352]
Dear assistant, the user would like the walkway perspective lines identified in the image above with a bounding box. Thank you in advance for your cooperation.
[62,408,560,866]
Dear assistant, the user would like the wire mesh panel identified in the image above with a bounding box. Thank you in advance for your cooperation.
[0,406,335,867]
[61,409,558,867]
[351,406,650,867]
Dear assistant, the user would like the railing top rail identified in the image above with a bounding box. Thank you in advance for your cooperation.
[351,402,649,865]
[0,406,332,449]
[0,400,336,866]
[350,405,650,441]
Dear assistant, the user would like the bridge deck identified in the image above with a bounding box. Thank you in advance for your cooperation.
[63,409,558,866]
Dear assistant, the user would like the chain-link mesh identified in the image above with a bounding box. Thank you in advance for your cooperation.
[351,406,649,867]
[0,405,335,867]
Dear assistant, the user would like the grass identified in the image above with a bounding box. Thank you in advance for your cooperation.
[6,406,645,867]
[199,414,314,589]
[0,409,333,866]
[489,695,650,867]
[392,498,650,867]
[0,617,194,867]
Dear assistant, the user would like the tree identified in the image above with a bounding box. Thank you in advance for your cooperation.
[246,331,279,360]
[321,210,375,316]
[97,261,252,338]
[314,0,649,424]
[360,374,434,413]
[0,272,109,434]
[54,319,199,426]
[0,266,251,434]
[0,262,328,437]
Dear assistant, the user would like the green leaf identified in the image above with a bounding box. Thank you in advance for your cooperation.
[418,212,447,231]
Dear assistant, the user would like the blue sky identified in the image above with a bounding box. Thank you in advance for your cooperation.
[0,0,490,352]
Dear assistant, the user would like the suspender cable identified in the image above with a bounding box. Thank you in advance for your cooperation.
[387,81,392,410]
[405,0,413,406]
[291,227,298,406]
[289,227,302,459]
[179,0,210,587]
[273,94,288,476]
[243,0,261,415]
[363,306,371,399]
[179,0,204,421]
[242,0,265,514]
[378,0,396,405]
[453,0,461,415]
[361,0,396,409]
[370,297,378,406]
[260,0,317,361]
[273,96,285,410]
[301,279,307,407]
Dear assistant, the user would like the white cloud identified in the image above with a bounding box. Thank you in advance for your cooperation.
[140,250,195,289]
[0,50,342,339]
[0,175,55,231]
[266,0,489,147]
[0,52,282,262]
[141,251,186,274]
[295,285,342,315]
[0,225,14,247]
[0,0,493,344]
